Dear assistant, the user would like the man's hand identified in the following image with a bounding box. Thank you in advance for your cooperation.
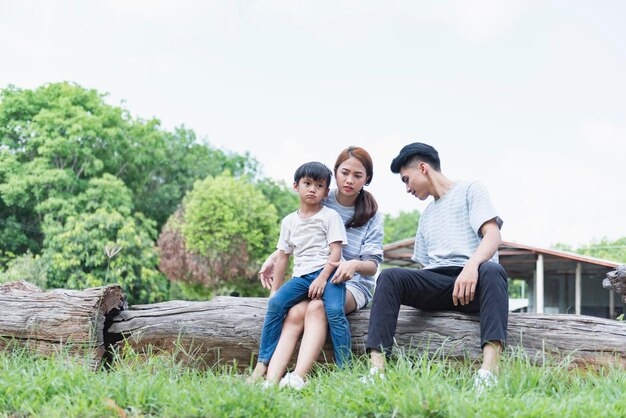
[453,262,479,306]
[329,260,357,284]
[308,277,327,299]
[258,257,275,290]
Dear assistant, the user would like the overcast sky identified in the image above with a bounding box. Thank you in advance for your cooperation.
[1,0,625,248]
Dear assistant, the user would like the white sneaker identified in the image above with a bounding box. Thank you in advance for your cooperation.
[474,369,497,394]
[359,367,385,384]
[278,372,307,390]
[261,380,275,390]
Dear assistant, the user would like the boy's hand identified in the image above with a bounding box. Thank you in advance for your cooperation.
[308,277,327,299]
[258,258,275,290]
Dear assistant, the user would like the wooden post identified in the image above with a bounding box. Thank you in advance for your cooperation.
[536,254,544,313]
[575,262,582,315]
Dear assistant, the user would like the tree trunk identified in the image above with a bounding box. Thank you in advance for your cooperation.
[603,265,626,302]
[0,281,127,368]
[109,296,626,369]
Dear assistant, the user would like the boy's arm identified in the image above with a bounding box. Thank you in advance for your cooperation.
[452,219,502,306]
[308,241,342,300]
[259,249,280,290]
[270,250,290,297]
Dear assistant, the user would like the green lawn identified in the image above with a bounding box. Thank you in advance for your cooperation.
[1,346,624,418]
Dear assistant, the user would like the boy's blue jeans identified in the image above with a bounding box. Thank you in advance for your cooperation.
[257,269,351,368]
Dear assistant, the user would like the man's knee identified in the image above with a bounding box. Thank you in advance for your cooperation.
[479,262,508,285]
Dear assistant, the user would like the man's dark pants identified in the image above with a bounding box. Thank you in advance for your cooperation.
[366,262,508,355]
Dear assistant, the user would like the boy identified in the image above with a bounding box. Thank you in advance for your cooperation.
[251,161,350,389]
[364,142,508,391]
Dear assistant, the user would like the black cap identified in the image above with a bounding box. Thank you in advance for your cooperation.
[390,142,440,173]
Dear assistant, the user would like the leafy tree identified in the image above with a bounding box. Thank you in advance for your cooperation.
[556,237,626,264]
[41,174,167,304]
[256,177,299,220]
[0,251,47,288]
[383,210,420,244]
[0,83,259,268]
[159,174,279,295]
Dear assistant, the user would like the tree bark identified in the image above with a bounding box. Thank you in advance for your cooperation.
[603,265,626,302]
[0,281,127,368]
[109,296,626,369]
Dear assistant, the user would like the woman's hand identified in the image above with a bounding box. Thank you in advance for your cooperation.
[258,256,275,290]
[329,260,359,284]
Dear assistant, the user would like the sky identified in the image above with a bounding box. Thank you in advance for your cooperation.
[1,0,625,249]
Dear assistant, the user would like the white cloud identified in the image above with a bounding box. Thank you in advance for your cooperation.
[396,0,527,42]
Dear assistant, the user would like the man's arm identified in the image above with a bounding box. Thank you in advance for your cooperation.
[308,241,342,299]
[452,219,502,306]
[270,250,290,297]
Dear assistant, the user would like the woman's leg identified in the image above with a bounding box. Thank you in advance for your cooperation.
[292,291,357,378]
[265,300,308,384]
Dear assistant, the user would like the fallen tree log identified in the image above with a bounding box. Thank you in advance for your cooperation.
[0,281,127,368]
[603,265,626,302]
[109,296,626,369]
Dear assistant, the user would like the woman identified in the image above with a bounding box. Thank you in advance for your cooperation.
[255,146,384,388]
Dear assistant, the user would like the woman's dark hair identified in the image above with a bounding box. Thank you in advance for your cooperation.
[334,146,378,228]
[294,161,332,187]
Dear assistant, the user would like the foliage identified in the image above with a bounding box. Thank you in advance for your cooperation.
[508,278,528,299]
[158,174,278,295]
[183,174,279,261]
[256,177,299,221]
[0,251,47,288]
[157,208,215,288]
[1,348,626,417]
[383,210,420,244]
[41,174,167,304]
[575,237,626,263]
[0,82,259,269]
[0,82,274,303]
[554,237,626,263]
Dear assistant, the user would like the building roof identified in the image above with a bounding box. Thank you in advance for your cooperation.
[383,239,620,280]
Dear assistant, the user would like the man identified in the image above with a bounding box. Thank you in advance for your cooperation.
[365,142,508,389]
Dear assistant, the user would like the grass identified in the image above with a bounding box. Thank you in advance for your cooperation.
[1,345,625,418]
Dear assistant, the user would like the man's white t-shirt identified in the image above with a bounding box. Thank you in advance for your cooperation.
[277,206,347,277]
[413,180,503,269]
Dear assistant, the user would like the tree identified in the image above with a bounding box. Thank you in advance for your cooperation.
[41,174,167,304]
[383,210,420,244]
[159,174,279,295]
[255,177,299,220]
[556,237,626,264]
[0,83,259,268]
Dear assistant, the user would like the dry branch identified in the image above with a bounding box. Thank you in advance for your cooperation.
[0,281,127,368]
[109,296,626,369]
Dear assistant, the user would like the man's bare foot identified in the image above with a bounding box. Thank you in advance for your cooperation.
[246,362,267,383]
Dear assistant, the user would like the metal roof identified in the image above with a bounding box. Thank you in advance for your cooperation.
[383,239,620,280]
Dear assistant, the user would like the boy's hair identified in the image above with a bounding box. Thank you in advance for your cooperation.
[294,161,332,187]
[390,142,441,173]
